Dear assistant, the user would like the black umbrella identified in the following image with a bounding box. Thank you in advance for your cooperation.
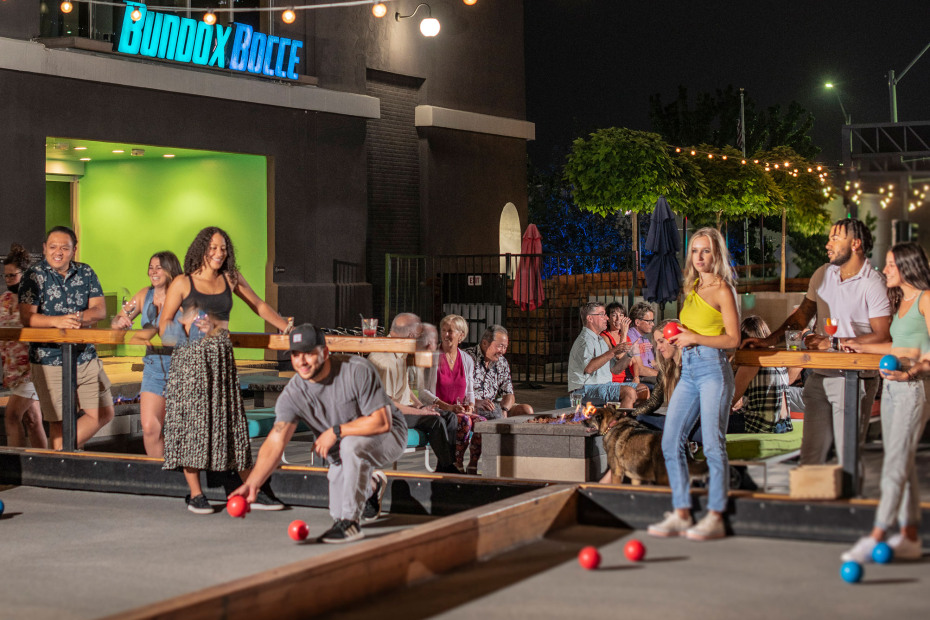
[643,195,682,306]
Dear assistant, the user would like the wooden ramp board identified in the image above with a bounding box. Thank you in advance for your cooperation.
[103,484,579,620]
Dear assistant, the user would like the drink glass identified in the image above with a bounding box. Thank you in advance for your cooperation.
[570,391,583,409]
[785,330,802,351]
[824,317,838,351]
[362,317,378,337]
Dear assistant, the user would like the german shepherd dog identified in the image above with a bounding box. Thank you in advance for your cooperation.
[584,405,707,485]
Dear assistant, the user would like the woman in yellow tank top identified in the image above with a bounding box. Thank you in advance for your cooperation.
[647,227,740,541]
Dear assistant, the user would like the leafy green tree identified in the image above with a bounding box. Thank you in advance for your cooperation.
[682,144,782,222]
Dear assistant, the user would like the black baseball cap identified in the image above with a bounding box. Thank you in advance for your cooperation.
[289,323,326,353]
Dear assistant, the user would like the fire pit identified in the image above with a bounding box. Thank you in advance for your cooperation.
[473,404,606,482]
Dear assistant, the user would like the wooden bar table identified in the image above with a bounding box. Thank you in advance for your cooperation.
[733,348,883,498]
[0,327,432,453]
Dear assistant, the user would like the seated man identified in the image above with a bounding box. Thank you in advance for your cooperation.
[368,312,458,474]
[627,301,658,379]
[233,324,407,543]
[465,325,534,419]
[567,302,637,407]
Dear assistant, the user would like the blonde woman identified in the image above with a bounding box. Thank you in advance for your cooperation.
[648,227,740,541]
[420,314,483,474]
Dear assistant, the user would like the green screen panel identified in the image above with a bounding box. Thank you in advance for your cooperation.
[77,154,268,359]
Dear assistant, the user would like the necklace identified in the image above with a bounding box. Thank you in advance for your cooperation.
[903,290,920,302]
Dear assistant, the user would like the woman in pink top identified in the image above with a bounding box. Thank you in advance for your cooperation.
[421,314,481,474]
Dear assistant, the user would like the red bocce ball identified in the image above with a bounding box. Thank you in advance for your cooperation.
[624,539,646,562]
[288,520,309,541]
[663,322,681,340]
[578,546,601,570]
[227,495,249,518]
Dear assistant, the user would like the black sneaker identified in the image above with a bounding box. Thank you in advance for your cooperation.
[361,470,387,522]
[185,494,213,515]
[251,490,285,511]
[318,519,365,544]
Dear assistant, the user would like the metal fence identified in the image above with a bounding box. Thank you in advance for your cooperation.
[384,253,644,385]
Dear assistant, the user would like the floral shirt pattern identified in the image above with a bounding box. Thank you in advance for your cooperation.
[465,344,513,401]
[0,291,31,388]
[18,259,103,366]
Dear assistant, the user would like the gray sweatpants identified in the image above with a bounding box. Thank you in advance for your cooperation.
[800,373,879,467]
[875,380,930,530]
[327,418,407,522]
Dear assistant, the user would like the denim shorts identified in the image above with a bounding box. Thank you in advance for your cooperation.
[141,354,172,397]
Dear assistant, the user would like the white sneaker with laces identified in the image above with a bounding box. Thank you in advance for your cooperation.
[841,536,877,563]
[647,512,693,538]
[685,513,726,541]
[887,533,923,561]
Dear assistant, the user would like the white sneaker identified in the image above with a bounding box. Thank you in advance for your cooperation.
[841,536,877,563]
[685,513,726,541]
[647,511,693,538]
[887,534,924,561]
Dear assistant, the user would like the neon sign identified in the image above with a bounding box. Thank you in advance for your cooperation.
[117,2,304,81]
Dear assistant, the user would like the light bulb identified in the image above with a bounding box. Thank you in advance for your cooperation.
[131,7,142,21]
[372,2,387,18]
[60,1,73,13]
[463,0,478,5]
[204,12,217,25]
[282,9,296,24]
[420,17,440,36]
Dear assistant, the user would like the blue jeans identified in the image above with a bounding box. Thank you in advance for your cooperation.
[661,345,734,513]
[577,383,625,405]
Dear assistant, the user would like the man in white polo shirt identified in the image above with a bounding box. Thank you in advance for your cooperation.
[742,218,891,469]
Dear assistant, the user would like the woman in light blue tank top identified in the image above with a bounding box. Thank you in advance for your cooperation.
[844,242,930,562]
[111,251,182,457]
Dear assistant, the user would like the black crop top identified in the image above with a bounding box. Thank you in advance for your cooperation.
[181,276,233,321]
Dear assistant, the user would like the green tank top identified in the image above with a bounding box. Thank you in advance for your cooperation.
[890,292,930,353]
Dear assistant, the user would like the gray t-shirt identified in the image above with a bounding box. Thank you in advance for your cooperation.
[275,355,405,434]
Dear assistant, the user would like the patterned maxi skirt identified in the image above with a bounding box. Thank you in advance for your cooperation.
[162,329,253,472]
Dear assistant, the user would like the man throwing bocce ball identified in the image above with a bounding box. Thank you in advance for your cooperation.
[232,324,407,543]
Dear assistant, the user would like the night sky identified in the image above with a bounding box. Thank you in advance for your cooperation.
[524,0,930,170]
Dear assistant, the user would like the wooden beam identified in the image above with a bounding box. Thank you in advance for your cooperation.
[733,349,882,370]
[104,484,579,620]
[0,328,432,366]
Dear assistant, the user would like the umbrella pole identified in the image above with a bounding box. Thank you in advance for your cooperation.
[632,211,639,301]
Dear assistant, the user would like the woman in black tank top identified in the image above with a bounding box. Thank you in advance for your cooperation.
[158,226,293,514]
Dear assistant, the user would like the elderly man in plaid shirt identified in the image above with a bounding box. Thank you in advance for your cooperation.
[465,325,534,419]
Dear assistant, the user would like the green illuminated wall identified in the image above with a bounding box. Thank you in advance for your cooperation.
[76,154,268,359]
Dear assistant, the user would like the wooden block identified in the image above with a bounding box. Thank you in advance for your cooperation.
[789,465,842,499]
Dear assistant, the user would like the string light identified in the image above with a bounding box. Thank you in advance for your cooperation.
[669,145,832,182]
[372,2,387,17]
[130,6,142,21]
[463,0,478,5]
[203,12,217,25]
[282,9,296,23]
[60,1,73,13]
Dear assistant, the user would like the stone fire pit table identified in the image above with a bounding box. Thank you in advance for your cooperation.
[473,410,607,482]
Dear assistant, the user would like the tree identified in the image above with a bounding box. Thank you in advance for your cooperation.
[649,86,820,159]
[682,144,782,223]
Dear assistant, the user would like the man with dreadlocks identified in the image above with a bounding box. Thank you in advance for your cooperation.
[742,218,891,475]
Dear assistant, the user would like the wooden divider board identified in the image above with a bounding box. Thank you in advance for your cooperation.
[104,484,579,620]
[733,349,882,370]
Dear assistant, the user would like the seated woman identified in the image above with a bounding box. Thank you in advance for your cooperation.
[729,315,794,434]
[632,319,682,428]
[600,302,650,402]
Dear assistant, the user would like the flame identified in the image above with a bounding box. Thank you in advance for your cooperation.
[582,403,597,418]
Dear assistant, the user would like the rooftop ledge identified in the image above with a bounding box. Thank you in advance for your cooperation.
[0,36,379,119]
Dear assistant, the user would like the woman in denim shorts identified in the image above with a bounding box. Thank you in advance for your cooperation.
[112,251,182,457]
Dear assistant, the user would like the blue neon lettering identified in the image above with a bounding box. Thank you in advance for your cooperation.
[192,21,213,66]
[117,4,147,54]
[210,24,230,68]
[247,32,267,74]
[158,15,180,60]
[173,17,197,63]
[229,23,252,72]
[262,35,279,76]
[273,38,290,79]
[286,39,303,80]
[139,12,163,57]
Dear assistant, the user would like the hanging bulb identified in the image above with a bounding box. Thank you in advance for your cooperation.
[203,12,217,25]
[282,9,296,24]
[130,7,142,21]
[60,1,73,13]
[372,2,387,17]
[463,0,478,5]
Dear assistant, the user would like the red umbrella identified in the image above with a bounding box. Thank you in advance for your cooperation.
[513,224,545,311]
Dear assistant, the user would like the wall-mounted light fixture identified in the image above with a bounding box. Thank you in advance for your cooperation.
[395,3,440,37]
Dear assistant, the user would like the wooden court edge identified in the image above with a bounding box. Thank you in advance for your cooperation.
[101,484,579,620]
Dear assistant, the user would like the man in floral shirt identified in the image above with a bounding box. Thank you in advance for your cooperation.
[465,325,534,419]
[19,226,114,450]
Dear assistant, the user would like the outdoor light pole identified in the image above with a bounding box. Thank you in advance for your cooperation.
[888,41,930,122]
[824,83,851,125]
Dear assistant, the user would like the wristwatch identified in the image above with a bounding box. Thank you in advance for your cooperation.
[332,425,342,439]
[501,406,510,413]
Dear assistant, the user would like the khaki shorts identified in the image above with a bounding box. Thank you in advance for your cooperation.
[11,380,38,400]
[31,358,114,422]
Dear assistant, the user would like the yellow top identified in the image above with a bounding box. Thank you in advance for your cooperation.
[679,286,725,336]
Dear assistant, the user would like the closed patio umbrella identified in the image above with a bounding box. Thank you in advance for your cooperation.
[643,196,682,307]
[513,224,545,311]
